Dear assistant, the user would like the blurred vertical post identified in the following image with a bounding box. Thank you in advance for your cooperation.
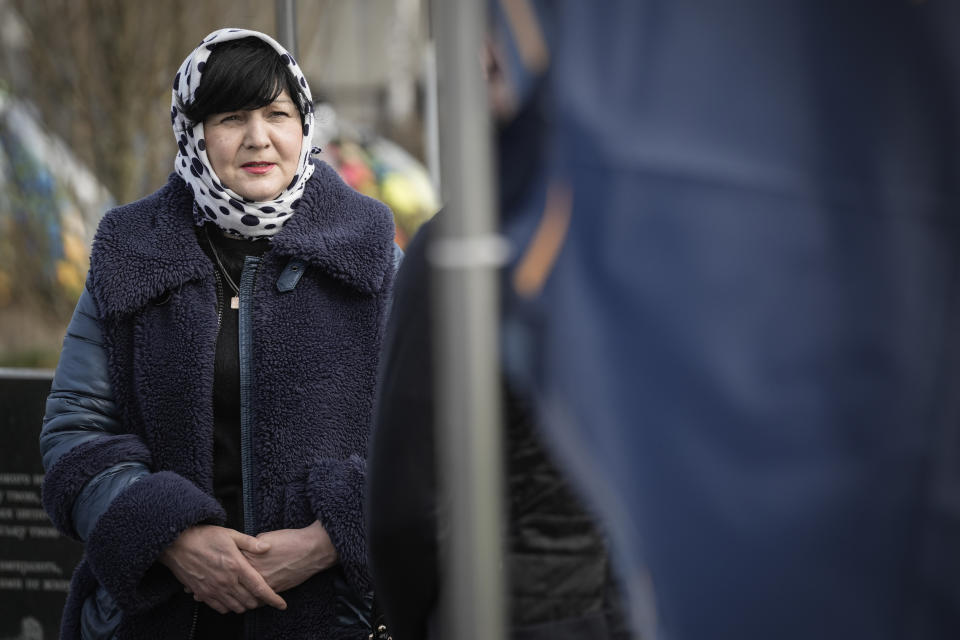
[430,0,506,639]
[275,0,298,59]
[422,41,441,191]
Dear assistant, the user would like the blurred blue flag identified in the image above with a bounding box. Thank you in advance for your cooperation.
[500,2,960,638]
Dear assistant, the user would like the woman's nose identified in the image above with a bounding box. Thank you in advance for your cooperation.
[242,117,270,148]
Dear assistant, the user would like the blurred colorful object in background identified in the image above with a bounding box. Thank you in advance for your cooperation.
[0,89,113,305]
[0,87,113,366]
[312,103,439,248]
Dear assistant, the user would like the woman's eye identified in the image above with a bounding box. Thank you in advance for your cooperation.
[269,110,291,118]
[220,114,241,123]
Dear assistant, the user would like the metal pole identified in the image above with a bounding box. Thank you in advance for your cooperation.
[430,0,506,639]
[275,0,298,59]
[422,41,441,192]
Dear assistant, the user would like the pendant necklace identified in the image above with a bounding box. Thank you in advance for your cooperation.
[205,227,241,309]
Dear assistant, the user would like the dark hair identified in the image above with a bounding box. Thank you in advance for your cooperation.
[178,36,308,129]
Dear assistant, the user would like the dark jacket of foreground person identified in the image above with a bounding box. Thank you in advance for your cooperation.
[366,219,632,640]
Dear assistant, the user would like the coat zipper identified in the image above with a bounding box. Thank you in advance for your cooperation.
[213,270,225,329]
[238,256,262,640]
[239,256,261,536]
[187,602,199,639]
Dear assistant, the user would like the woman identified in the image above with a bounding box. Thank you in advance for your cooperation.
[40,28,398,639]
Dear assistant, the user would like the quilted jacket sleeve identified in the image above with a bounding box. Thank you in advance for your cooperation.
[40,287,151,541]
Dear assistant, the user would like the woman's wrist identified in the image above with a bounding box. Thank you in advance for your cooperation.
[305,520,339,572]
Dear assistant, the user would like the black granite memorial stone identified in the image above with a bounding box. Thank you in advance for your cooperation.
[0,370,82,639]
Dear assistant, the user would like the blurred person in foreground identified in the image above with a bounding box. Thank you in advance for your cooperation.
[366,3,632,639]
[39,28,398,639]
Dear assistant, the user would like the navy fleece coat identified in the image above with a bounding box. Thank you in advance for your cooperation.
[41,161,395,639]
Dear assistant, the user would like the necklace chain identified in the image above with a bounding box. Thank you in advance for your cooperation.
[204,227,240,295]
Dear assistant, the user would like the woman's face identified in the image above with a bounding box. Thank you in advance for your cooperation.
[203,90,302,202]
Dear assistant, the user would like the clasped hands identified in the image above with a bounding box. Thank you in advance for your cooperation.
[159,520,338,615]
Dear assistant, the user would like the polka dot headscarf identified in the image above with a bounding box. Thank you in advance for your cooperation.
[171,28,316,238]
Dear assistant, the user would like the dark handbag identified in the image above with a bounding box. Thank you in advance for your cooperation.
[368,600,390,640]
[367,616,389,639]
[333,569,390,640]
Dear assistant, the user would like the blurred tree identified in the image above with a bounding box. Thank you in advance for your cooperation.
[5,0,279,203]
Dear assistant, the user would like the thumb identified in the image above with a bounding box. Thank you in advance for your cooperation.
[231,531,270,553]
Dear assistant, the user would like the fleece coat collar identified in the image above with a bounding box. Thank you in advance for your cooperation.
[90,160,395,316]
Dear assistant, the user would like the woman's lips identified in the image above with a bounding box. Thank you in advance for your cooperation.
[241,162,275,175]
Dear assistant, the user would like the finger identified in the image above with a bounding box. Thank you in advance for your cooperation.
[232,576,261,610]
[217,591,248,615]
[226,546,286,609]
[231,530,270,554]
[200,596,230,615]
[239,572,286,610]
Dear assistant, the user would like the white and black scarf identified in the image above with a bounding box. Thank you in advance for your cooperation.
[171,28,316,238]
